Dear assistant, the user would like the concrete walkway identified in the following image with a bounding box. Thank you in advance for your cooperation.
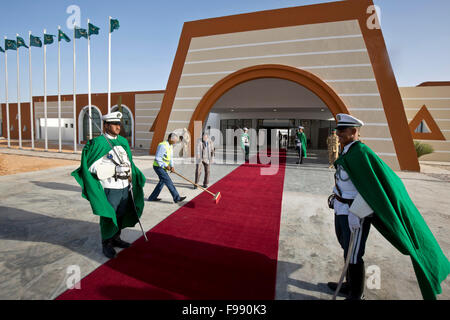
[0,148,449,300]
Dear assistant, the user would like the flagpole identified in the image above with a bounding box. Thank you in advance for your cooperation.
[4,37,10,148]
[108,16,111,114]
[43,29,48,151]
[28,31,35,150]
[16,34,22,149]
[73,27,77,153]
[87,19,92,140]
[57,26,62,152]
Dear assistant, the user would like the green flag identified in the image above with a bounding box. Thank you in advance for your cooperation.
[74,27,88,39]
[30,35,42,48]
[0,46,4,53]
[88,23,100,36]
[44,34,55,45]
[110,18,120,33]
[58,30,71,42]
[5,39,17,51]
[16,36,29,49]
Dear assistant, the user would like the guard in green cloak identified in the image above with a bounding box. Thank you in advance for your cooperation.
[295,126,307,164]
[327,113,450,300]
[72,112,146,259]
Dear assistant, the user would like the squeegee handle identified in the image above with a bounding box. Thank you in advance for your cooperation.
[172,170,215,196]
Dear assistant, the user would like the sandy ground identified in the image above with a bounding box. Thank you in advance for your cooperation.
[0,154,79,176]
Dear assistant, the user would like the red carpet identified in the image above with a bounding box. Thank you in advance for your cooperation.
[57,150,286,300]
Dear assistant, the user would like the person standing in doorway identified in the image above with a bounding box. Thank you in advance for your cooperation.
[295,126,307,164]
[241,127,250,162]
[327,128,340,168]
[194,132,215,189]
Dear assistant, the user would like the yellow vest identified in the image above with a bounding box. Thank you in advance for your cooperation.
[153,141,172,168]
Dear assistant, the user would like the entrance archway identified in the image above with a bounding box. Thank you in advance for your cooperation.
[111,104,134,148]
[78,106,102,143]
[188,64,350,155]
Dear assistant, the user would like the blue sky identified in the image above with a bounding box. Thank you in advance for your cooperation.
[0,0,449,103]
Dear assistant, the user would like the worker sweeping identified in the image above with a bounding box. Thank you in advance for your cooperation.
[148,133,187,203]
[72,112,147,259]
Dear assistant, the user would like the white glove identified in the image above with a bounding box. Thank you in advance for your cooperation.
[116,164,131,174]
[348,212,361,231]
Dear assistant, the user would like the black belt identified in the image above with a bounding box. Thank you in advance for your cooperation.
[334,194,354,206]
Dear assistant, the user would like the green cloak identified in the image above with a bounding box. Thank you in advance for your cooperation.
[72,135,146,240]
[334,141,450,300]
[297,132,307,158]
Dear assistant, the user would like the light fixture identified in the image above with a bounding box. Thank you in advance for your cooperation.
[273,108,277,112]
[321,108,325,112]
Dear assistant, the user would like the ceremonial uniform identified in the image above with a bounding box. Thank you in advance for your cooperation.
[327,130,340,168]
[241,128,250,162]
[72,112,146,259]
[295,126,307,164]
[328,113,450,300]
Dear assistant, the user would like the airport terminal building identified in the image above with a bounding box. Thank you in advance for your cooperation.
[1,0,449,171]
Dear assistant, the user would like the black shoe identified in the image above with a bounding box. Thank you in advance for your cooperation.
[193,185,198,190]
[112,236,131,249]
[102,240,117,259]
[175,196,186,203]
[346,262,365,300]
[148,198,162,202]
[203,185,208,189]
[327,281,350,296]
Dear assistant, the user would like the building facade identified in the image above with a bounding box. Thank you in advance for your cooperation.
[1,0,449,170]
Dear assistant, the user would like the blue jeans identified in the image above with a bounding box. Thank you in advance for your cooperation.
[148,166,181,202]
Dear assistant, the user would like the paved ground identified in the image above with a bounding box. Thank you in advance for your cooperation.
[0,147,449,300]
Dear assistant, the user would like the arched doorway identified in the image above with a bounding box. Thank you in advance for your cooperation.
[188,64,350,155]
[111,104,134,148]
[78,106,102,143]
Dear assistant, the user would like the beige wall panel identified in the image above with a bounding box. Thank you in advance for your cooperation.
[186,37,367,63]
[172,100,201,109]
[135,103,163,109]
[327,81,379,95]
[340,96,383,108]
[351,110,387,123]
[434,121,450,130]
[189,20,362,50]
[404,109,450,120]
[178,66,376,86]
[399,86,450,98]
[402,100,450,109]
[135,109,160,117]
[182,52,371,75]
[179,73,231,86]
[135,94,164,102]
[362,140,396,154]
[166,122,190,132]
[359,126,392,139]
[176,86,211,98]
[135,124,153,132]
[169,112,192,122]
[309,66,375,80]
